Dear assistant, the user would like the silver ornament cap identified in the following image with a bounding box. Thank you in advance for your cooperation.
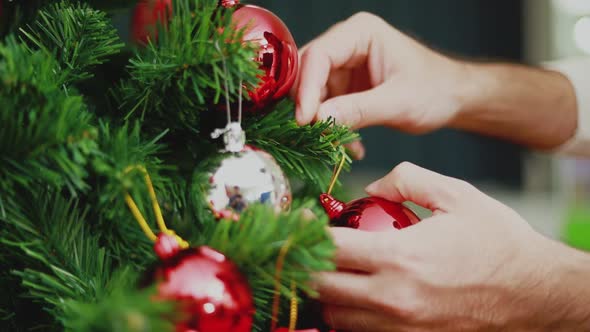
[211,122,246,153]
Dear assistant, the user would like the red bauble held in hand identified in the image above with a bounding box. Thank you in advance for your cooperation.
[146,234,254,332]
[230,3,298,112]
[131,0,173,45]
[320,194,420,232]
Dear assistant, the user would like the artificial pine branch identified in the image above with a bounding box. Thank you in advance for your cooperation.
[245,99,359,191]
[61,274,176,332]
[89,122,171,267]
[20,1,124,84]
[0,1,356,330]
[0,36,97,195]
[0,190,115,327]
[195,204,336,331]
[116,0,260,133]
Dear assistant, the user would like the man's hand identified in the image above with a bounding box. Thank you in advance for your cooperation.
[316,162,590,332]
[294,12,464,134]
[294,12,578,153]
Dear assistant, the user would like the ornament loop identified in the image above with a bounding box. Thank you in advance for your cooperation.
[122,165,188,249]
[211,122,246,153]
[270,236,299,332]
[289,281,298,332]
[213,40,246,152]
[327,149,348,195]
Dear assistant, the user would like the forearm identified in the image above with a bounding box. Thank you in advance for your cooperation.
[452,62,578,150]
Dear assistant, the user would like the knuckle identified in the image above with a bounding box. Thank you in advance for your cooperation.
[386,285,425,321]
[452,178,476,193]
[348,11,378,23]
[389,161,415,181]
[348,12,388,32]
[351,101,367,128]
[301,44,324,62]
[435,179,473,206]
[368,277,424,322]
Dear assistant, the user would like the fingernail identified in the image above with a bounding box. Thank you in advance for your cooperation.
[354,142,366,160]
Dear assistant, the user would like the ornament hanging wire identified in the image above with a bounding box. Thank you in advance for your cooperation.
[327,149,348,195]
[122,165,188,249]
[212,41,246,153]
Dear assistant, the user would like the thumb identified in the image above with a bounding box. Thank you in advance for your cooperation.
[317,86,390,130]
[365,162,477,213]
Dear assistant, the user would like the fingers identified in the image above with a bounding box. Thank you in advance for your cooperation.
[317,86,390,130]
[330,228,385,272]
[346,140,366,160]
[365,162,479,213]
[295,13,382,125]
[323,304,400,332]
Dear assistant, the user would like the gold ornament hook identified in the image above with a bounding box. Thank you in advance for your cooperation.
[122,165,188,249]
[327,149,347,195]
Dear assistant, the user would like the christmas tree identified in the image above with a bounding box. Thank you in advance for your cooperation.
[0,0,360,331]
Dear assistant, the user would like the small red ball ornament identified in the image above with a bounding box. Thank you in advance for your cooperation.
[230,4,298,112]
[275,329,325,332]
[320,194,420,232]
[131,0,173,45]
[219,0,240,8]
[146,234,254,332]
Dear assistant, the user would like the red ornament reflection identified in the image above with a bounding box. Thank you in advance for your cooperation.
[231,5,298,112]
[146,236,254,332]
[320,194,420,232]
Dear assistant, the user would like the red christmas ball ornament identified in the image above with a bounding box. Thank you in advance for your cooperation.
[320,194,420,232]
[231,4,298,112]
[131,0,173,45]
[219,0,240,8]
[275,329,325,332]
[146,234,254,332]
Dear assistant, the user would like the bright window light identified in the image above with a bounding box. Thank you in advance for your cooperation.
[554,0,590,14]
[574,16,590,54]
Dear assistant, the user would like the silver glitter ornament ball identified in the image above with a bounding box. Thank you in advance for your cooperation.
[207,146,292,219]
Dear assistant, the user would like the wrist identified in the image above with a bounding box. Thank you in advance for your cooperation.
[449,61,578,149]
[522,237,590,331]
[449,61,489,127]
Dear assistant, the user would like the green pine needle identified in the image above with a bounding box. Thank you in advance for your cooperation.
[1,190,113,320]
[196,204,336,331]
[0,1,359,330]
[0,36,97,195]
[246,99,359,191]
[117,0,260,132]
[20,1,124,84]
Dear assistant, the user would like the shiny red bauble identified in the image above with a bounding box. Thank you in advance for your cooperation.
[219,0,240,8]
[231,4,298,112]
[320,194,420,232]
[131,0,173,45]
[146,234,254,332]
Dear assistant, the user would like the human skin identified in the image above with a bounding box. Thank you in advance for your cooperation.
[293,12,578,156]
[293,12,590,332]
[317,162,590,331]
